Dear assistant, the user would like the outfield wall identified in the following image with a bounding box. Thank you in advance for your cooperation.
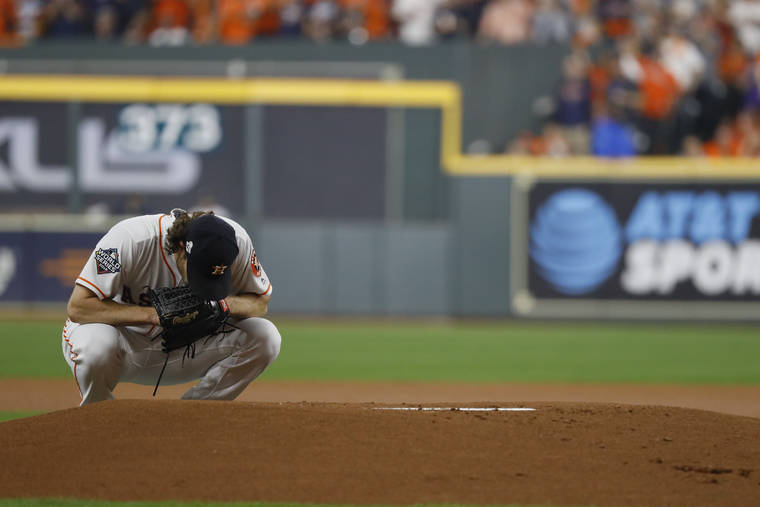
[0,45,758,319]
[4,176,760,320]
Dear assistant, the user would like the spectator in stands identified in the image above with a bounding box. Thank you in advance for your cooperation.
[718,32,749,119]
[189,0,215,43]
[147,0,190,45]
[703,120,740,156]
[728,0,760,55]
[745,55,760,111]
[681,134,705,156]
[93,3,118,39]
[552,51,592,154]
[0,0,19,45]
[478,0,533,45]
[591,103,636,157]
[350,0,390,41]
[734,109,760,155]
[506,130,535,155]
[659,29,706,94]
[627,41,682,154]
[531,0,571,45]
[303,0,340,41]
[541,122,572,156]
[41,0,88,38]
[391,0,444,46]
[430,0,486,40]
[597,0,632,42]
[17,0,44,42]
[433,7,459,40]
[217,0,257,44]
[278,0,305,37]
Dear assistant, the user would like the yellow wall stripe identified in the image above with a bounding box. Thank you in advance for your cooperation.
[0,74,756,179]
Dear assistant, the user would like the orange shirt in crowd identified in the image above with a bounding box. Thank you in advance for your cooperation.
[218,0,256,44]
[570,0,592,15]
[638,57,679,119]
[192,0,215,43]
[703,138,742,157]
[719,41,748,85]
[588,64,610,106]
[0,0,18,44]
[341,0,389,39]
[218,0,279,44]
[151,0,190,28]
[602,18,631,39]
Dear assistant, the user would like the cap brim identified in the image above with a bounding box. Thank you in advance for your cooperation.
[187,262,232,300]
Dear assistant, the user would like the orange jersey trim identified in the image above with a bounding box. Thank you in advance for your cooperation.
[62,320,83,403]
[158,214,178,287]
[141,324,157,337]
[258,282,272,296]
[76,276,107,299]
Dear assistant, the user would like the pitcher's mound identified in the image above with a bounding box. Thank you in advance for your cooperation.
[1,400,759,506]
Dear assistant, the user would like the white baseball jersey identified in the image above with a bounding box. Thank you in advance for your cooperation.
[75,212,272,338]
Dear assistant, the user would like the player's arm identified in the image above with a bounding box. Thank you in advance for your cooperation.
[67,285,160,326]
[225,292,270,319]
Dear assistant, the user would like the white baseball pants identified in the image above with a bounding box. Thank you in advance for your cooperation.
[61,317,281,405]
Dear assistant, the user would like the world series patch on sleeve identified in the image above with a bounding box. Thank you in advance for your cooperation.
[95,248,121,274]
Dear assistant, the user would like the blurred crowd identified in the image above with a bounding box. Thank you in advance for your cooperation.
[0,0,758,157]
[0,0,480,46]
[502,0,760,157]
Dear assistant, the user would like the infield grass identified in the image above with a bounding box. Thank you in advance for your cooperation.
[0,411,42,422]
[1,318,759,384]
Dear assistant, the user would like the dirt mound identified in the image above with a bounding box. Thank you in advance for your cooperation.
[1,400,759,506]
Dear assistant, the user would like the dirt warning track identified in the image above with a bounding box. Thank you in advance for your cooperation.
[1,400,759,507]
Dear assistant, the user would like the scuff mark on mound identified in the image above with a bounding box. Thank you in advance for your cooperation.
[1,400,759,507]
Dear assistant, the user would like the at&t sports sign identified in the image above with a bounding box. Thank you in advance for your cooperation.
[511,180,760,320]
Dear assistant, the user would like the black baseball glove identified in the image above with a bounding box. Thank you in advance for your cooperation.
[149,285,231,352]
[148,285,231,395]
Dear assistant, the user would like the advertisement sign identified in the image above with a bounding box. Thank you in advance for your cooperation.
[511,180,760,319]
[0,101,245,214]
[0,231,101,303]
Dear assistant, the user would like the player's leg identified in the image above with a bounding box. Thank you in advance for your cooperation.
[61,320,125,405]
[180,317,282,400]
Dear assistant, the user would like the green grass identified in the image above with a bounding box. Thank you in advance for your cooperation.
[1,319,759,384]
[0,411,42,422]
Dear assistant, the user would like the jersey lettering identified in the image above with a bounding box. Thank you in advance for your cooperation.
[122,285,135,304]
[122,286,155,306]
[139,292,153,307]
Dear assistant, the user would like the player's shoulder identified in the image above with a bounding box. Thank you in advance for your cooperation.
[217,215,254,245]
[105,213,167,243]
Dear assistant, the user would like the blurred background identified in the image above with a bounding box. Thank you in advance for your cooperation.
[1,0,759,321]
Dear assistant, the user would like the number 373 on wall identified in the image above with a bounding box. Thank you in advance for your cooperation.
[0,103,223,194]
[116,103,222,154]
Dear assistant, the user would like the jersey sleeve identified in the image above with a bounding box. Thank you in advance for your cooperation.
[75,225,134,300]
[229,229,273,298]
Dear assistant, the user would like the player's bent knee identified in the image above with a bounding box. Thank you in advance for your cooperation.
[72,323,121,367]
[238,318,281,363]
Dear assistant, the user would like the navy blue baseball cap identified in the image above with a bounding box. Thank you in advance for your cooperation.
[184,214,240,300]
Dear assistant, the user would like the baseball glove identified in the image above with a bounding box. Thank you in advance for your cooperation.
[148,285,231,395]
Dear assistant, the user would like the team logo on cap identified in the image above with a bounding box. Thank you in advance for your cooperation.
[211,264,228,276]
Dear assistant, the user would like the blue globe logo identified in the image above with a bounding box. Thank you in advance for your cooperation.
[530,189,622,295]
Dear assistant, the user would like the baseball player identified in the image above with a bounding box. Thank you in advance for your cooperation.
[61,209,281,405]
